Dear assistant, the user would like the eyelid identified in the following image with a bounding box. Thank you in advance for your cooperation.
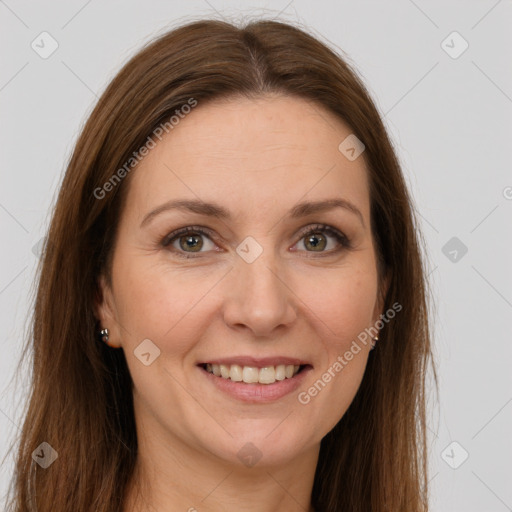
[161,223,351,258]
[295,223,351,248]
[161,225,217,247]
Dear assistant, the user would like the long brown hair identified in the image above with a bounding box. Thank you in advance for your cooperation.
[4,18,437,511]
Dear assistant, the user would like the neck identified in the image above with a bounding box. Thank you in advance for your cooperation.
[123,414,319,512]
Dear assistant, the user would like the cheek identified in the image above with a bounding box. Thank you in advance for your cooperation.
[112,254,210,352]
[295,270,376,433]
[298,264,378,351]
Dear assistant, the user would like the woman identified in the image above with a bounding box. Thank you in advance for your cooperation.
[6,18,436,512]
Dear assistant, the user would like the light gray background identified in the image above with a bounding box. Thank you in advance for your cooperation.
[1,1,511,510]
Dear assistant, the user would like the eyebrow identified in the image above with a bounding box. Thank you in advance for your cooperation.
[140,197,365,228]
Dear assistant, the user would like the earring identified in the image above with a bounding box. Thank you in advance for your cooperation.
[370,335,379,350]
[99,328,110,344]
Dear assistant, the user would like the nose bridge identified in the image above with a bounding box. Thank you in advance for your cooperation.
[239,250,281,302]
[222,237,296,335]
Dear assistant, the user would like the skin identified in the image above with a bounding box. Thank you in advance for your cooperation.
[95,94,389,512]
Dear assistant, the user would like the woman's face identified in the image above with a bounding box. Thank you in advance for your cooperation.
[96,95,387,468]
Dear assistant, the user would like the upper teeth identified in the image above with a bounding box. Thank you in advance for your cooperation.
[205,363,301,384]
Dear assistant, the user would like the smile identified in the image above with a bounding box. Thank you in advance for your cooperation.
[202,363,304,384]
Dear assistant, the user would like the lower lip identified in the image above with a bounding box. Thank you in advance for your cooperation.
[198,365,313,403]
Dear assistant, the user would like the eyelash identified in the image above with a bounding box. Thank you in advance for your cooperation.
[161,224,351,259]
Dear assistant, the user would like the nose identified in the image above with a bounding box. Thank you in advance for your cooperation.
[222,249,297,338]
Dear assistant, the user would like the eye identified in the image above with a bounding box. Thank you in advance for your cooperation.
[161,226,217,258]
[293,224,351,255]
[161,224,351,259]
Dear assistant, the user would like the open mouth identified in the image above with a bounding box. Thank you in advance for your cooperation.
[199,363,310,385]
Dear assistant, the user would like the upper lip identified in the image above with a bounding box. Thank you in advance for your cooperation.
[198,356,312,368]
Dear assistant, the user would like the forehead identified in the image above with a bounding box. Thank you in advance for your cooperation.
[124,95,370,224]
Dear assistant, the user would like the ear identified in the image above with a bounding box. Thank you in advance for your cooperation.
[93,274,122,348]
[371,269,391,327]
